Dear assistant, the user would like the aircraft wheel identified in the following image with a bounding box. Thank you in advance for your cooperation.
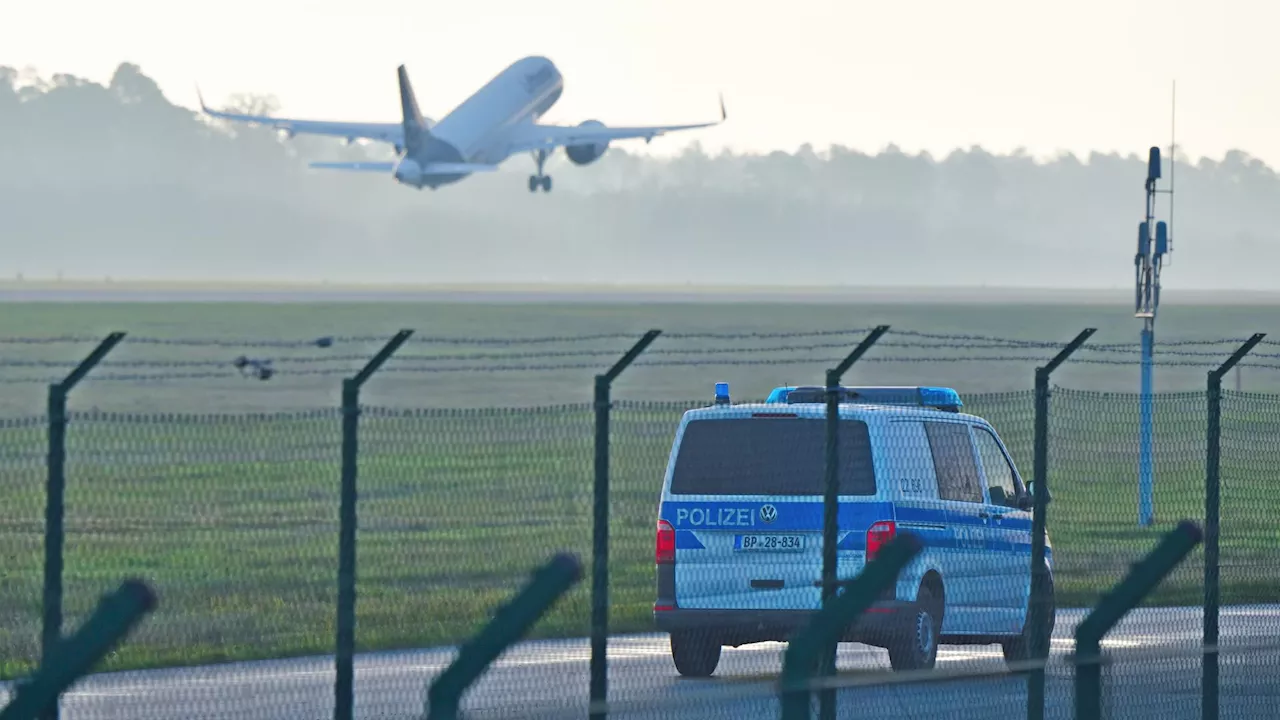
[542,176,553,192]
[528,175,539,193]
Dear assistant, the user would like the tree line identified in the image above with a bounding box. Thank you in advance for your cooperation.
[2,63,1276,289]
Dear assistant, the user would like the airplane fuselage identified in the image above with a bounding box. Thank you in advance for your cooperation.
[405,56,564,189]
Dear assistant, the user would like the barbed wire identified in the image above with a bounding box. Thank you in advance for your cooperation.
[0,371,237,384]
[879,329,1273,349]
[0,328,891,348]
[0,341,1097,370]
[4,353,1280,385]
[2,325,1277,387]
[5,339,1279,372]
[0,328,1272,350]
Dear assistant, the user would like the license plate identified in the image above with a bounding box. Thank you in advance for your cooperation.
[734,534,805,552]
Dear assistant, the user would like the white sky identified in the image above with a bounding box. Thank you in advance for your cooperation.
[3,0,1278,166]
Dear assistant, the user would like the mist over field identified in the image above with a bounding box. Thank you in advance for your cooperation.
[2,63,1279,291]
[4,49,1280,716]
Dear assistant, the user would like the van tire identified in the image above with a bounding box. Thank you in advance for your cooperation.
[1003,573,1056,670]
[888,585,941,672]
[671,631,721,677]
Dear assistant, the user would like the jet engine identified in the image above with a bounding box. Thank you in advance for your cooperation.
[565,120,609,165]
[393,157,423,186]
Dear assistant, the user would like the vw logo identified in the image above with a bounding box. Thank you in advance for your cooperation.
[759,504,778,524]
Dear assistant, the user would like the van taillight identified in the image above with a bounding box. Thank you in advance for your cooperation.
[656,520,675,564]
[866,520,896,561]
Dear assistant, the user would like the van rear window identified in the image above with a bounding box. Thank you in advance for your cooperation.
[669,418,876,496]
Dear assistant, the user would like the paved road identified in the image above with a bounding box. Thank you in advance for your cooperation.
[3,606,1278,720]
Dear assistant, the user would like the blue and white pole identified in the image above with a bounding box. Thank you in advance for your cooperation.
[1138,321,1155,526]
[1135,145,1169,528]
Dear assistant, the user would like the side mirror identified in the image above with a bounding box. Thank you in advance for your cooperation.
[1021,482,1050,508]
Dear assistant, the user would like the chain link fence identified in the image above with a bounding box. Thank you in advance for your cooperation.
[2,387,1279,718]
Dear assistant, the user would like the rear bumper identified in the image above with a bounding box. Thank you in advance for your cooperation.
[653,602,913,648]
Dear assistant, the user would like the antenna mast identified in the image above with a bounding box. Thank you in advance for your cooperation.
[1168,80,1176,263]
[1135,81,1176,528]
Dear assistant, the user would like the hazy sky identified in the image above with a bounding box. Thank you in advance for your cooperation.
[3,0,1278,165]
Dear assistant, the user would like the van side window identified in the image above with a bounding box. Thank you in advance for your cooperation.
[922,421,983,504]
[884,420,939,499]
[973,427,1021,508]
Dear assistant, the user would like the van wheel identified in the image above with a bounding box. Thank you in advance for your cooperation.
[670,631,721,677]
[1003,573,1056,670]
[888,586,941,671]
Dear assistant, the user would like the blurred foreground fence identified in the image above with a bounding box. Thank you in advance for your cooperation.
[2,328,1279,720]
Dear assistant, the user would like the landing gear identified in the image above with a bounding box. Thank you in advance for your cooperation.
[528,149,552,192]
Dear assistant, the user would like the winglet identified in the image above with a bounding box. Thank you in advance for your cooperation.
[195,84,208,112]
[719,92,727,122]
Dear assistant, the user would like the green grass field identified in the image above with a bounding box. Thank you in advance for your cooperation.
[1,298,1279,679]
[2,391,1278,680]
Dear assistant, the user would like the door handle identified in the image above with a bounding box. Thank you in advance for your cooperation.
[991,513,1004,522]
[977,511,990,520]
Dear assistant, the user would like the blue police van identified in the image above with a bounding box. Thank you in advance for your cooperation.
[653,384,1054,677]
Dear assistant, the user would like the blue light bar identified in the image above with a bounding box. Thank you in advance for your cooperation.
[773,385,962,411]
[714,382,730,405]
[917,386,963,409]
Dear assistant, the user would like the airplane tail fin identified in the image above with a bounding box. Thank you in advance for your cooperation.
[398,65,428,155]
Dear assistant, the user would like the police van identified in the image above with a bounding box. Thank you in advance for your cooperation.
[653,383,1054,677]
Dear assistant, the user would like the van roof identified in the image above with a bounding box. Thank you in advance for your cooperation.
[678,402,988,425]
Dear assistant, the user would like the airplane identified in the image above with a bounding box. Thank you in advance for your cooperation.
[198,55,726,193]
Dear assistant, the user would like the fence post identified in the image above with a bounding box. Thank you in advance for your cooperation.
[1027,328,1095,720]
[4,579,156,720]
[590,329,661,720]
[818,324,890,720]
[41,331,125,720]
[1074,520,1203,720]
[1203,333,1264,720]
[780,533,922,720]
[425,553,583,720]
[334,329,413,720]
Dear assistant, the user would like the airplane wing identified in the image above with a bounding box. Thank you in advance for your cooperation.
[308,161,502,174]
[506,95,726,154]
[308,161,398,172]
[198,89,417,146]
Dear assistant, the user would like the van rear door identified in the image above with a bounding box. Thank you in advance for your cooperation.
[660,414,880,611]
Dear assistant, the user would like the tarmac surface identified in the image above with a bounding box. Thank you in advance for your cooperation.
[3,605,1278,719]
